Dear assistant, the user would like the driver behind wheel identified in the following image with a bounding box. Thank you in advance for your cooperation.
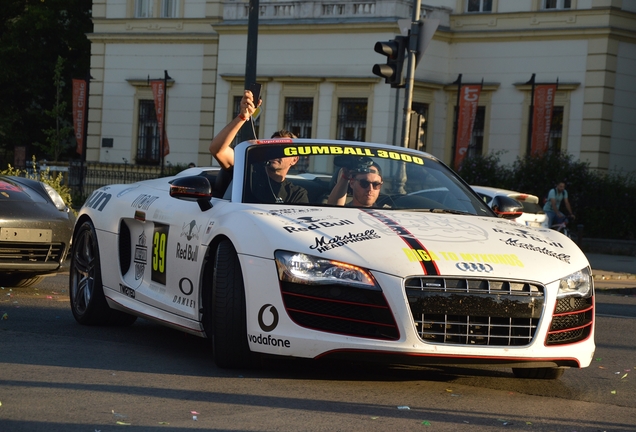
[327,160,383,207]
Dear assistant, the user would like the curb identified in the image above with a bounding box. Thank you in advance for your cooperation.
[592,272,636,281]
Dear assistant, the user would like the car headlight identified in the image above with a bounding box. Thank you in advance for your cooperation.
[557,267,592,299]
[43,183,67,211]
[274,250,378,290]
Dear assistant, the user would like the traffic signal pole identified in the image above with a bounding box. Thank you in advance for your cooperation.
[400,0,421,148]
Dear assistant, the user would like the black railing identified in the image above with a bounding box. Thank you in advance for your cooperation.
[68,161,165,203]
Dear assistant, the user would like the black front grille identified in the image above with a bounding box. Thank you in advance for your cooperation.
[0,242,64,263]
[405,277,545,346]
[546,296,593,345]
[280,282,399,340]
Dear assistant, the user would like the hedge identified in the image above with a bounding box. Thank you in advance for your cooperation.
[457,152,636,240]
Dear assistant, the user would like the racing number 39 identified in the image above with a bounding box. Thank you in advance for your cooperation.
[152,224,169,285]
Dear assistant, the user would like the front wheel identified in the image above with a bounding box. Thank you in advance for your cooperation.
[69,220,136,326]
[211,240,253,368]
[512,367,565,380]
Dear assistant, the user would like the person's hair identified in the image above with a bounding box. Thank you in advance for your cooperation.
[271,129,297,139]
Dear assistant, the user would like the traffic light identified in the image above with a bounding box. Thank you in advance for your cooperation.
[372,36,408,88]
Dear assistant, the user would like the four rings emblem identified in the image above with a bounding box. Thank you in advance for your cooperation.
[455,262,494,273]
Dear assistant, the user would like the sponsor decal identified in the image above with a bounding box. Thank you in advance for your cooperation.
[151,223,169,285]
[456,262,494,273]
[179,277,194,296]
[361,212,489,243]
[205,220,215,235]
[131,194,159,210]
[134,210,146,222]
[181,220,201,241]
[362,209,440,275]
[152,209,172,222]
[493,227,563,248]
[120,283,136,299]
[402,248,524,268]
[309,229,381,253]
[134,231,147,280]
[248,304,291,348]
[176,242,198,262]
[149,283,166,295]
[253,208,322,217]
[258,304,279,332]
[283,146,425,165]
[248,333,291,348]
[173,295,195,308]
[173,277,196,308]
[117,186,138,197]
[85,191,111,212]
[501,238,571,264]
[283,219,354,233]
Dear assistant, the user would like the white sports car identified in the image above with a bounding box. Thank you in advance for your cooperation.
[69,139,594,379]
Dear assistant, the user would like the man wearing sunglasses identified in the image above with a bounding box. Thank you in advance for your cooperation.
[327,162,383,207]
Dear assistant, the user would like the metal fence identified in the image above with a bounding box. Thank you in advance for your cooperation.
[67,161,165,202]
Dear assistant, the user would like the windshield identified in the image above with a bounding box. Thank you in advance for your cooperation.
[242,142,492,216]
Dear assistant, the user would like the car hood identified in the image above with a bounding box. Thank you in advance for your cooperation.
[234,205,587,284]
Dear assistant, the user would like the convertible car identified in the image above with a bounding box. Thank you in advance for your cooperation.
[1,175,74,287]
[69,139,594,379]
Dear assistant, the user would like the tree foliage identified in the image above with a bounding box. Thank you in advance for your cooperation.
[458,151,636,240]
[0,0,92,166]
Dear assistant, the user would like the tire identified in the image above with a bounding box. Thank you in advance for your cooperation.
[2,275,43,288]
[211,239,253,368]
[69,221,137,326]
[512,367,565,380]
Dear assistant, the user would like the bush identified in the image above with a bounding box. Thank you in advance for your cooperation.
[458,151,636,240]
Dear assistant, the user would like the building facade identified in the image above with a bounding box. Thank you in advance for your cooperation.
[88,0,636,173]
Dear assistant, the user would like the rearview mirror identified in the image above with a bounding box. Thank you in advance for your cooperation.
[169,176,213,211]
[491,195,523,219]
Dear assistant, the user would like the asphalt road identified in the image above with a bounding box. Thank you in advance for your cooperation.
[1,272,635,431]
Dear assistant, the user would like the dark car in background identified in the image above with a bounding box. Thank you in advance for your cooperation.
[0,176,74,287]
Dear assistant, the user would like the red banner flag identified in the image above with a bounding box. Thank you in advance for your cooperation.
[531,84,557,155]
[72,79,87,155]
[454,84,481,170]
[150,80,170,157]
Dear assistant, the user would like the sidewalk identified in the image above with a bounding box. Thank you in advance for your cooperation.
[585,252,636,291]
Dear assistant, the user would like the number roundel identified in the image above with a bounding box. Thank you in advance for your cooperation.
[151,224,169,284]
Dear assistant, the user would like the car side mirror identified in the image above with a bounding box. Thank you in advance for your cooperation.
[169,176,213,211]
[491,195,523,219]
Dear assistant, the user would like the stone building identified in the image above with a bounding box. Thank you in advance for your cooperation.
[88,0,636,173]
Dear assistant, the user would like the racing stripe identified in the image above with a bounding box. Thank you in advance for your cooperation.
[361,208,439,275]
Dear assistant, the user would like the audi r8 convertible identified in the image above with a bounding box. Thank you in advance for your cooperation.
[69,139,594,379]
[1,175,74,287]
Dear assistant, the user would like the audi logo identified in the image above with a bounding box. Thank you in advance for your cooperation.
[455,262,494,273]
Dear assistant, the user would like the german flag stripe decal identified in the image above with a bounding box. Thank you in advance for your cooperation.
[361,209,439,275]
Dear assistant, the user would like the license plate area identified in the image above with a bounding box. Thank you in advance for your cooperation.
[0,228,53,243]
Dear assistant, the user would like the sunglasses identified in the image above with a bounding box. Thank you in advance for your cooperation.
[354,179,383,189]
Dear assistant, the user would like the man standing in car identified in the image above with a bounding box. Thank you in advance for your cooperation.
[208,89,308,204]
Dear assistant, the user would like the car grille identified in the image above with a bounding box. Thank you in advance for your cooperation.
[280,282,399,340]
[0,242,64,263]
[405,277,544,346]
[546,296,593,345]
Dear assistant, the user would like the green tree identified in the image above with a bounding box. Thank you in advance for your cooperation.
[36,55,73,161]
[0,0,92,166]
